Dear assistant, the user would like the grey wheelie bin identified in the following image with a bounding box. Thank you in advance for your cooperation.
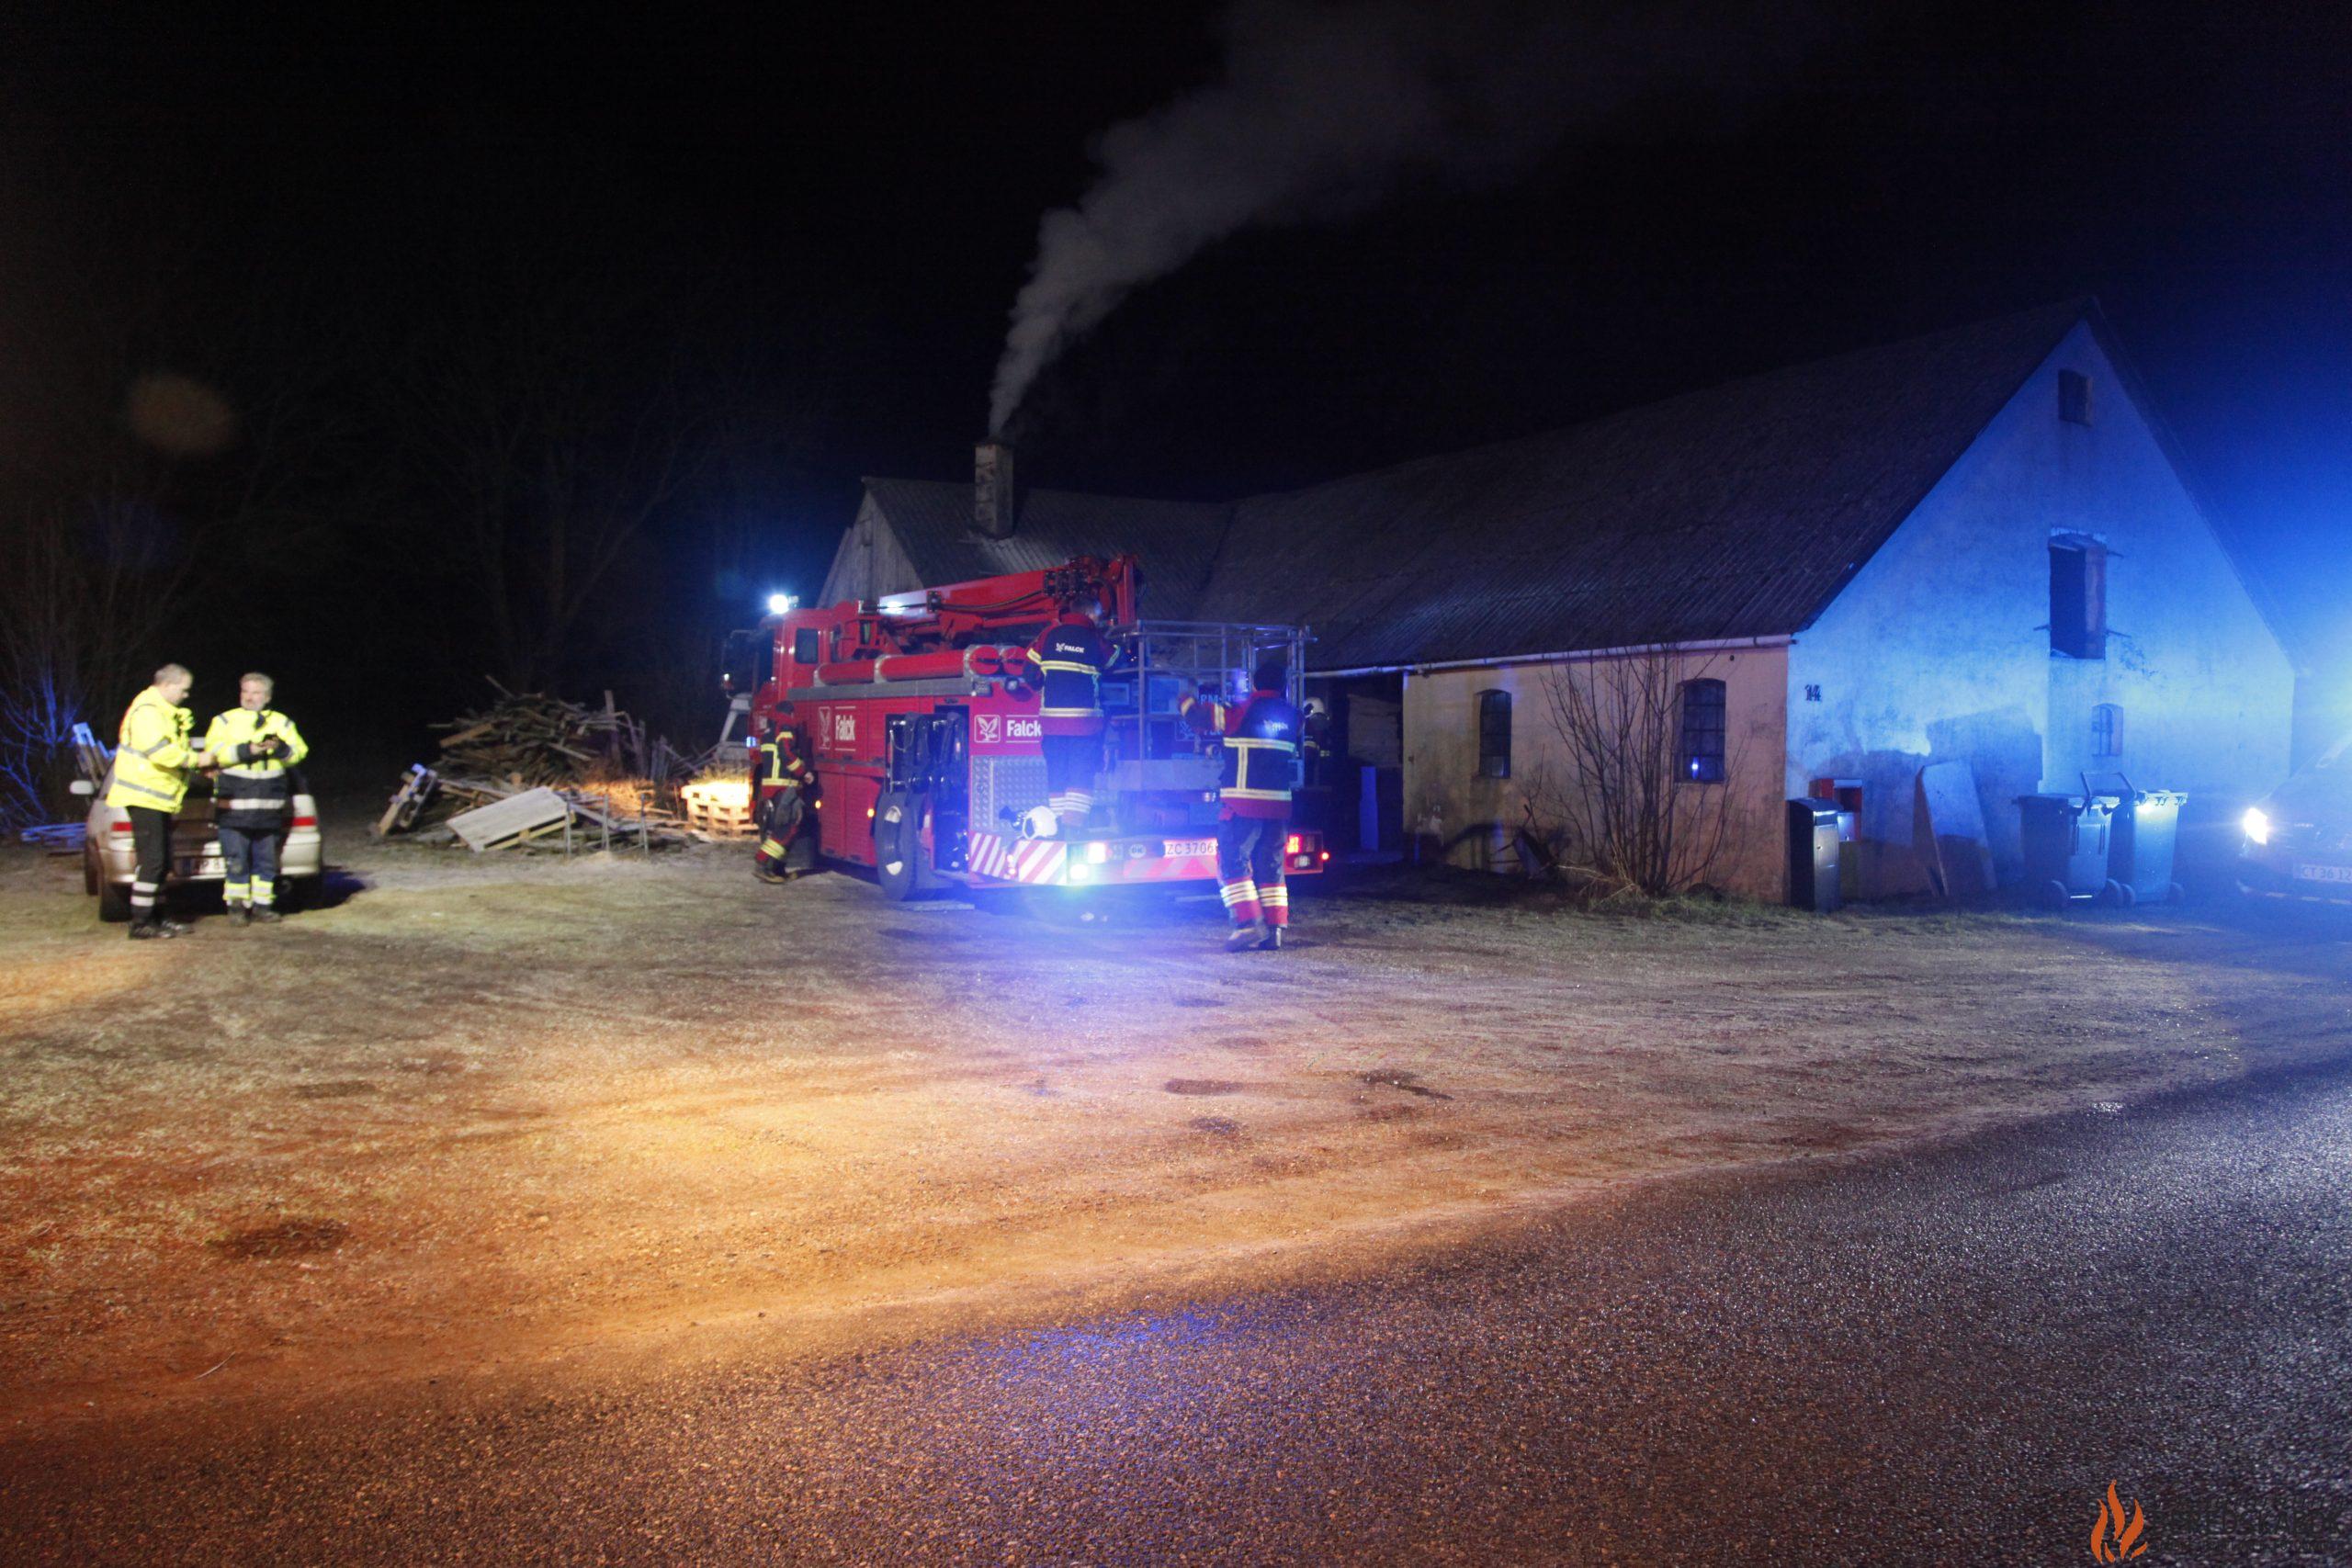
[2084,772,2185,906]
[2017,791,2120,908]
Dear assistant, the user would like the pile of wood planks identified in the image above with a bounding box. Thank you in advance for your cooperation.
[431,683,647,786]
[368,682,757,852]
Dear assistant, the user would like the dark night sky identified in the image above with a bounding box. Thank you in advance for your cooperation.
[3,2,2347,753]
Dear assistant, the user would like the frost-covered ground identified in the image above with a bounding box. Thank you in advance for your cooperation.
[3,816,2347,1427]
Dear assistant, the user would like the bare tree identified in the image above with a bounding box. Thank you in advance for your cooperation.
[0,254,337,827]
[393,273,712,696]
[1523,649,1742,897]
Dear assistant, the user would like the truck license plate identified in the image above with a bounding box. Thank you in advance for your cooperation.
[2293,863,2352,884]
[1162,838,1216,859]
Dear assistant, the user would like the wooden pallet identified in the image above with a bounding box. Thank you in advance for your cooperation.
[447,787,574,852]
[679,784,757,840]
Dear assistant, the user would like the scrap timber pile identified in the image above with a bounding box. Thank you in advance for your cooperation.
[374,684,746,852]
[433,688,644,785]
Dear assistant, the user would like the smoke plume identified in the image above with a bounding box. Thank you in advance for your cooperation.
[989,0,1825,436]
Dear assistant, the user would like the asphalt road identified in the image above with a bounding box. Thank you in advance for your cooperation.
[6,1055,2348,1565]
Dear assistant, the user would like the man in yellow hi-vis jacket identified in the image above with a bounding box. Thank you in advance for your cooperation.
[201,673,310,924]
[107,663,216,938]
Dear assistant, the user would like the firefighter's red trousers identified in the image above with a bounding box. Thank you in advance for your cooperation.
[1215,816,1288,929]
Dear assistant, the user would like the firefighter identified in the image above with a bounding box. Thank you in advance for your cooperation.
[1182,658,1303,953]
[200,672,311,924]
[752,724,813,883]
[1027,592,1116,834]
[106,662,215,939]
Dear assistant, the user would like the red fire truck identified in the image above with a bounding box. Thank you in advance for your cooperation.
[723,555,1327,900]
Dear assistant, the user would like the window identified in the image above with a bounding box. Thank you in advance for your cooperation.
[1476,689,1511,779]
[2059,369,2094,425]
[2050,537,2109,659]
[792,626,822,666]
[1678,679,1727,784]
[2091,703,2124,759]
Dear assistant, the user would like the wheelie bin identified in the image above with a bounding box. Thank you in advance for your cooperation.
[2085,772,2185,906]
[2017,791,2120,908]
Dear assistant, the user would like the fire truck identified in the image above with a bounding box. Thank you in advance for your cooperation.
[723,555,1328,900]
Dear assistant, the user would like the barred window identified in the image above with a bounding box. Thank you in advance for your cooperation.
[1476,689,1511,780]
[1679,679,1727,784]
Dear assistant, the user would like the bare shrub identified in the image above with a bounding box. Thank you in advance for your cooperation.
[1523,649,1741,897]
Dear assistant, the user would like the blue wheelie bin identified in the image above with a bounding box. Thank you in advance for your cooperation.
[2017,791,2120,908]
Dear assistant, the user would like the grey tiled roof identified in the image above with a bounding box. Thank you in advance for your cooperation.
[1202,300,2090,670]
[861,301,2095,669]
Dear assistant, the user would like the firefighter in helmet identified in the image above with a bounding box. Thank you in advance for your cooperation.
[752,723,814,884]
[1182,658,1303,952]
[1026,589,1117,835]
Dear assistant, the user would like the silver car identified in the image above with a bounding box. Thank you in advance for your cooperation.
[74,770,324,921]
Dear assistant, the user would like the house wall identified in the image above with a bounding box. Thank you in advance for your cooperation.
[1402,645,1790,899]
[817,494,926,608]
[1787,321,2295,896]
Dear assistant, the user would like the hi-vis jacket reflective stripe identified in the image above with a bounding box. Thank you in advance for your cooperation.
[106,688,198,812]
[1029,614,1113,735]
[1182,690,1301,819]
[201,707,311,827]
[201,707,309,775]
[759,739,811,788]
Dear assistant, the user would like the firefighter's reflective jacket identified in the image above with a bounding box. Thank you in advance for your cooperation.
[1182,688,1301,820]
[1028,614,1114,736]
[758,734,812,796]
[200,707,311,829]
[106,686,199,813]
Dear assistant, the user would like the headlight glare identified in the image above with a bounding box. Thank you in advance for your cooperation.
[2242,807,2271,846]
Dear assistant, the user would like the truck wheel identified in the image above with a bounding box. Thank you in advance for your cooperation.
[95,863,132,923]
[2041,880,2072,909]
[875,790,922,902]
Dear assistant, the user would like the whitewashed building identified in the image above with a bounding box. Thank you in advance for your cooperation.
[827,301,2294,899]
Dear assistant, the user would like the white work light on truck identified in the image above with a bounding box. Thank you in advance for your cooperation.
[766,592,797,615]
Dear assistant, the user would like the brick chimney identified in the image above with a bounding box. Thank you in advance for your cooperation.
[974,440,1017,539]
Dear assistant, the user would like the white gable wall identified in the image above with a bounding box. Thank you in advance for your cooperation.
[1788,321,2293,896]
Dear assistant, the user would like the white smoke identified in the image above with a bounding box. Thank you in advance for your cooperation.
[989,0,1819,436]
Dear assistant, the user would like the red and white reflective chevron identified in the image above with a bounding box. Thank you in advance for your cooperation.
[967,832,1069,886]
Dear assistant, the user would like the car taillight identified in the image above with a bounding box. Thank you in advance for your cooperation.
[1286,834,1303,853]
[109,821,134,834]
[291,816,318,829]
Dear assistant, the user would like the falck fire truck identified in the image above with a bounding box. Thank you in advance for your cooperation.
[724,555,1328,901]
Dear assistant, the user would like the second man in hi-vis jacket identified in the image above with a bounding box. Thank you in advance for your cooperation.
[200,672,310,924]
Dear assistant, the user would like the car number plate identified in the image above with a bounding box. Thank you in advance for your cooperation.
[1162,838,1216,859]
[2293,863,2352,884]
